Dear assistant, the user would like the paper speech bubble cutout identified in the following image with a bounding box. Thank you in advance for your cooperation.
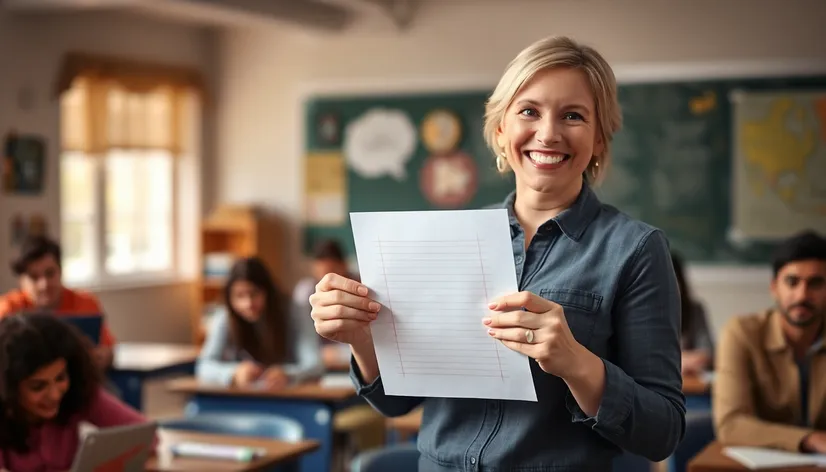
[344,108,417,180]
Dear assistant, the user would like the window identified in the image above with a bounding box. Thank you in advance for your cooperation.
[59,66,200,287]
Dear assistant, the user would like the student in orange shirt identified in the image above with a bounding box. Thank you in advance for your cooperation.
[0,235,115,370]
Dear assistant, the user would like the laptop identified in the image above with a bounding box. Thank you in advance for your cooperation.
[63,314,103,345]
[70,422,157,472]
[18,311,103,345]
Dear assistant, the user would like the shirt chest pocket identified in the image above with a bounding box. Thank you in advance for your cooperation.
[539,288,603,347]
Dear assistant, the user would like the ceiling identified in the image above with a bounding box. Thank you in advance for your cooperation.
[1,0,422,31]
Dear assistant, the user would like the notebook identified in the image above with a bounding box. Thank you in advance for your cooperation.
[724,446,826,469]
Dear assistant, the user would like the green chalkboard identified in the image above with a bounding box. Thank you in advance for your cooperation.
[303,74,826,264]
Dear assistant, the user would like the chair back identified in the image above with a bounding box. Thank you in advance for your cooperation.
[351,443,419,472]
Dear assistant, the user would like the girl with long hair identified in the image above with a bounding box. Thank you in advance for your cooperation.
[196,257,322,388]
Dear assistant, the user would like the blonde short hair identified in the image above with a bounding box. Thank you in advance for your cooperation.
[483,36,622,185]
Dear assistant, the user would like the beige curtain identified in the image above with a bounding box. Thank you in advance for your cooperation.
[57,53,204,155]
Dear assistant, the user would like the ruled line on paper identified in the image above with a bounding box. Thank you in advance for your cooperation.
[350,209,537,401]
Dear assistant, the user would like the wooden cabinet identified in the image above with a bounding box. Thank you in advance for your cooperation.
[194,205,282,344]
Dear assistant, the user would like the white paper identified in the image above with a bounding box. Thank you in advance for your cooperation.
[350,209,537,401]
[724,446,826,469]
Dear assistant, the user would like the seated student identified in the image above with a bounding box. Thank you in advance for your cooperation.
[672,251,714,375]
[292,239,356,366]
[0,313,150,471]
[714,231,826,453]
[197,256,323,387]
[0,235,116,371]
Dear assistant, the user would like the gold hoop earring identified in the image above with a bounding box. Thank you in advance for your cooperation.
[590,158,600,180]
[496,153,508,172]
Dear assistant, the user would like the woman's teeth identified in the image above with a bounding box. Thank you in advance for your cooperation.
[527,152,570,164]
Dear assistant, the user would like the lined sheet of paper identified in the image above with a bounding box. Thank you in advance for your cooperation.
[350,209,537,401]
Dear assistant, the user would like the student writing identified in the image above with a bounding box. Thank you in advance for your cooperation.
[197,257,323,388]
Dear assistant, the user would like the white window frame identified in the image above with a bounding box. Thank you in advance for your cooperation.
[59,92,202,291]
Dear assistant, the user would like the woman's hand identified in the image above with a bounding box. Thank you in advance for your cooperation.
[484,291,589,379]
[232,361,263,387]
[681,350,711,375]
[258,366,289,389]
[309,273,381,348]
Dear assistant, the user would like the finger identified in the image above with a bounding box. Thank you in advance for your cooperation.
[312,302,377,323]
[486,327,542,344]
[482,310,542,329]
[488,291,555,313]
[498,339,540,359]
[316,273,369,296]
[312,289,381,315]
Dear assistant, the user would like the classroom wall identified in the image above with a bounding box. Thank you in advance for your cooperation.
[215,0,826,337]
[0,8,218,342]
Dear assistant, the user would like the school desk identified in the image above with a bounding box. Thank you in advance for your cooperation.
[109,343,200,411]
[148,429,319,472]
[166,376,359,472]
[683,372,713,410]
[687,441,821,472]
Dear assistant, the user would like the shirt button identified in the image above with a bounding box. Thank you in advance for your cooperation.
[470,457,477,465]
[515,256,523,263]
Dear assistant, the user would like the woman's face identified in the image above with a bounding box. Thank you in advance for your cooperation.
[497,67,603,196]
[18,358,70,422]
[230,280,266,323]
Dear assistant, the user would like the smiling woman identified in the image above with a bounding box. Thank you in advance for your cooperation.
[309,35,686,471]
[0,314,150,471]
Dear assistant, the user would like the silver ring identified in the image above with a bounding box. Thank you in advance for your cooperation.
[525,329,534,344]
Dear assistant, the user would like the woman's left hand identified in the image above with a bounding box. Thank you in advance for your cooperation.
[258,366,289,389]
[484,291,588,379]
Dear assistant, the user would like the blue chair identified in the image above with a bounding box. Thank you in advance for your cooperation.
[159,411,305,442]
[351,443,420,472]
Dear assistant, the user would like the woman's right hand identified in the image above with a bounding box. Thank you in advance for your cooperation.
[309,273,381,348]
[232,361,263,387]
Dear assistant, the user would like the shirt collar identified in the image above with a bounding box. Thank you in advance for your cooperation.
[764,309,826,355]
[501,180,602,241]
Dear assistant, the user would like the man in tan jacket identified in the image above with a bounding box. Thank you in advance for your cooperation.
[714,231,826,453]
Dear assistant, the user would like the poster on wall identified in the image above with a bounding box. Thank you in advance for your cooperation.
[2,131,46,195]
[419,151,478,208]
[421,109,462,153]
[343,108,417,181]
[305,152,347,225]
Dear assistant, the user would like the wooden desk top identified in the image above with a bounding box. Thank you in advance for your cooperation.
[688,441,821,472]
[147,429,319,471]
[167,376,357,402]
[113,343,200,372]
[683,373,712,396]
[387,407,423,435]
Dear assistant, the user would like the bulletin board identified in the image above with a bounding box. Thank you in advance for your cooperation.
[302,73,826,264]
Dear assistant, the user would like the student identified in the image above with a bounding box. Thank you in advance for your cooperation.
[672,251,714,374]
[197,256,323,387]
[0,236,116,371]
[292,239,355,366]
[310,36,685,470]
[714,230,826,453]
[0,313,149,471]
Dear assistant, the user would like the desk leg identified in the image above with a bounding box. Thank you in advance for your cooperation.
[190,397,335,472]
[108,372,143,411]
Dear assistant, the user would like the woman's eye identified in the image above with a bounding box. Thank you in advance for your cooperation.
[519,108,539,117]
[563,112,584,120]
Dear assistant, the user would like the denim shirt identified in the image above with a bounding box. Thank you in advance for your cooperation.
[349,183,686,471]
